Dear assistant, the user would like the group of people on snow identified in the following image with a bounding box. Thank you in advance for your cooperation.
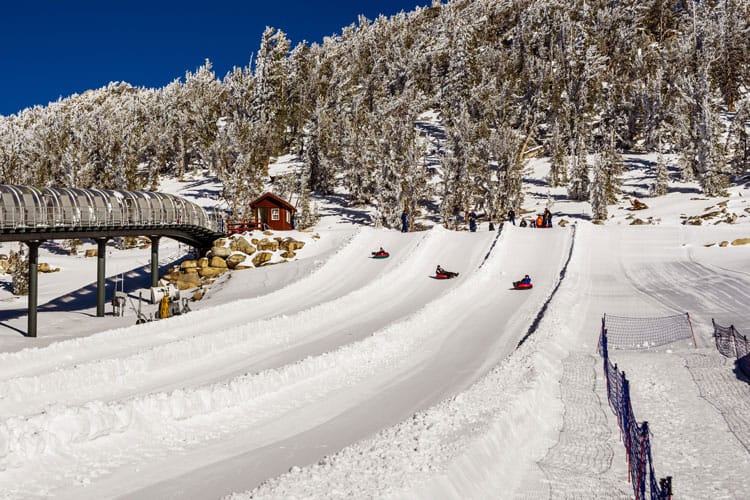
[518,208,552,228]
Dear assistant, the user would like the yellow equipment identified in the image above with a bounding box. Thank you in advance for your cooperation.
[159,295,171,319]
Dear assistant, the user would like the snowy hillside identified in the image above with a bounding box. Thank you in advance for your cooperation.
[0,154,749,499]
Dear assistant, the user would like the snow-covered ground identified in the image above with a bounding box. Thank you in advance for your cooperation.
[1,157,750,499]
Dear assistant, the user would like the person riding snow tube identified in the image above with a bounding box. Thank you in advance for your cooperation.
[435,264,459,279]
[371,247,389,259]
[513,274,533,289]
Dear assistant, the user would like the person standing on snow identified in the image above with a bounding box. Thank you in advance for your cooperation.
[469,212,477,232]
[401,210,409,232]
[508,208,516,225]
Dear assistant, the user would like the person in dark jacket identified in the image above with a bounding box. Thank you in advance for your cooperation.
[401,210,409,232]
[508,208,516,225]
[543,208,552,228]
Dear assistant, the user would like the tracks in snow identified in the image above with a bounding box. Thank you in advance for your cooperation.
[0,226,572,499]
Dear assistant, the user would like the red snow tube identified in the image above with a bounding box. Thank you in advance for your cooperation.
[372,251,389,259]
[435,272,459,279]
[513,282,533,290]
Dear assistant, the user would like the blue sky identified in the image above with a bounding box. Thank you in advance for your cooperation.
[1,1,428,116]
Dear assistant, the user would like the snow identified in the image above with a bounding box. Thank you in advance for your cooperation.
[1,161,750,499]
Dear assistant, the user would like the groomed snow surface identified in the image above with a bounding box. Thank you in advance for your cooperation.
[2,175,750,498]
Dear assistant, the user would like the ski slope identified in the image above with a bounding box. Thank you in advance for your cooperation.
[0,225,572,499]
[2,223,750,499]
[241,224,750,500]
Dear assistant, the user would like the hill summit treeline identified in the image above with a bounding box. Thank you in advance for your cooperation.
[1,0,749,227]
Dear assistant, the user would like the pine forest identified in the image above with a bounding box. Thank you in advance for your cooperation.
[0,0,749,228]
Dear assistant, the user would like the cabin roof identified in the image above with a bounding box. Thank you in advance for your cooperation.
[249,192,296,212]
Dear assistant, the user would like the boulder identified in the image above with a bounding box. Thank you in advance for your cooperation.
[226,253,247,269]
[211,246,232,258]
[229,236,256,255]
[181,260,198,270]
[213,238,227,248]
[719,241,729,247]
[173,272,202,290]
[198,257,209,268]
[280,251,296,259]
[84,248,97,257]
[210,256,228,268]
[629,198,649,210]
[256,238,279,252]
[557,219,569,227]
[162,271,183,283]
[630,218,646,225]
[280,237,305,252]
[233,265,252,270]
[198,267,227,278]
[252,251,273,267]
[38,262,60,273]
[731,238,750,246]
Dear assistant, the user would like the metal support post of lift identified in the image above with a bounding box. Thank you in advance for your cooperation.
[96,237,109,317]
[26,240,42,337]
[150,236,161,288]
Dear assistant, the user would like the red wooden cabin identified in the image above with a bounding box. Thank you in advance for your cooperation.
[225,193,296,235]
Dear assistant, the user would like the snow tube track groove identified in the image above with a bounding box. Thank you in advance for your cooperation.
[517,224,577,348]
[0,227,495,420]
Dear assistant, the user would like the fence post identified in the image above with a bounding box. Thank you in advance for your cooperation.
[637,421,649,500]
[664,475,673,499]
[686,312,697,348]
[712,318,719,351]
[622,373,631,481]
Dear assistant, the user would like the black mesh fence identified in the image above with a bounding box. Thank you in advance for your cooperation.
[603,313,695,350]
[713,319,749,359]
[599,320,673,500]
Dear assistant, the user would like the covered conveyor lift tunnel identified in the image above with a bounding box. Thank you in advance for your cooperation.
[0,185,225,337]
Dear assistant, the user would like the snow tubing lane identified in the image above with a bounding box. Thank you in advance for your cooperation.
[516,224,577,348]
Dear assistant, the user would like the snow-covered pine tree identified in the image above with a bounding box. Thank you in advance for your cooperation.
[183,60,225,174]
[727,98,750,176]
[672,0,729,196]
[600,127,623,204]
[547,118,568,188]
[567,134,590,201]
[652,152,670,196]
[590,151,608,222]
[254,27,292,155]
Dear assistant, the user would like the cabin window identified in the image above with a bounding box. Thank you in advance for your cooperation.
[271,208,280,221]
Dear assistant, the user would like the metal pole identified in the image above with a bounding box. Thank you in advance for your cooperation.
[96,238,108,317]
[26,240,40,338]
[150,236,160,288]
